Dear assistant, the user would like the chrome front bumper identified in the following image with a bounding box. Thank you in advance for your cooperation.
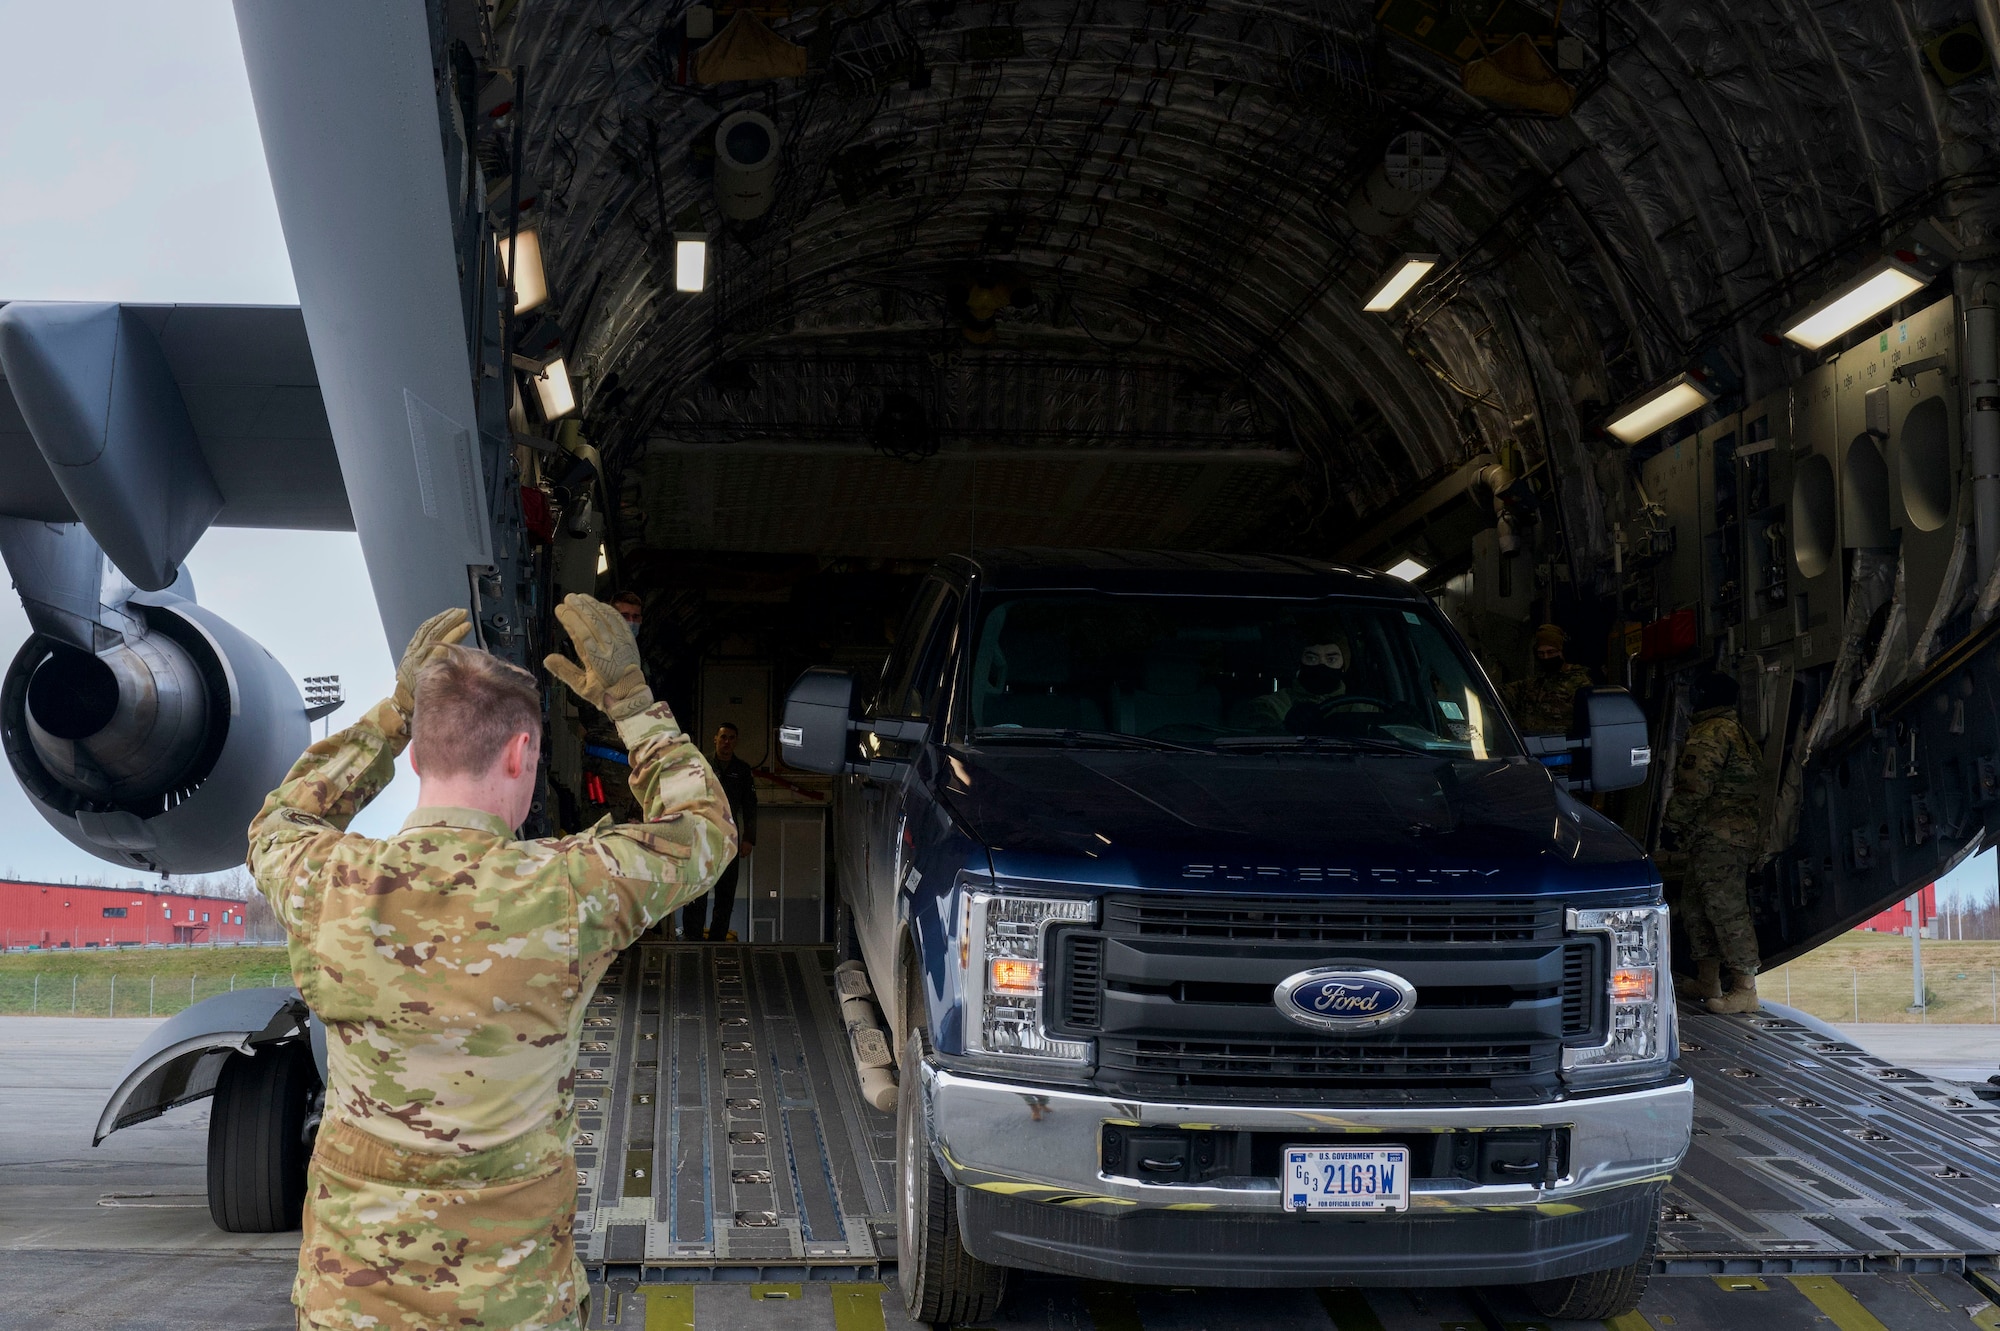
[924,1064,1692,1213]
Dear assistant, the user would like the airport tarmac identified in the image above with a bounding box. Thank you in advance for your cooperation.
[7,1014,1999,1331]
[1833,1023,2000,1085]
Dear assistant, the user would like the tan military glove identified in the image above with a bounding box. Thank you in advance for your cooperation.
[544,593,654,722]
[393,607,474,715]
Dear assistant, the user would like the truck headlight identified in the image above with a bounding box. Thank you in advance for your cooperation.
[961,888,1095,1066]
[1562,905,1673,1083]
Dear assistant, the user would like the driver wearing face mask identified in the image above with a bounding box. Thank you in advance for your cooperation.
[1248,635,1381,733]
[1500,623,1594,735]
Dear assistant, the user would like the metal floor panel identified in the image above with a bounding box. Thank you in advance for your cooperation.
[1666,1004,2000,1272]
[577,945,898,1272]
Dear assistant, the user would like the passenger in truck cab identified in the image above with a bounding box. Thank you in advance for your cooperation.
[245,596,735,1331]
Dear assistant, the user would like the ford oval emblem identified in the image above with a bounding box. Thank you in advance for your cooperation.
[1273,967,1418,1034]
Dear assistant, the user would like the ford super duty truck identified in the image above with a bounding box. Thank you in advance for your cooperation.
[781,548,1681,1324]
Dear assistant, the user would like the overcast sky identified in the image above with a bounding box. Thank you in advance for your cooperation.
[0,1,415,886]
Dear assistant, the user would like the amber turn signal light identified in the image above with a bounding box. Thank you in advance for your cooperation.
[989,958,1042,994]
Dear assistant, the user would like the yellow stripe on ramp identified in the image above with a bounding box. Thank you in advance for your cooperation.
[642,1285,694,1331]
[832,1283,889,1331]
[1785,1276,1889,1331]
[1601,1313,1654,1331]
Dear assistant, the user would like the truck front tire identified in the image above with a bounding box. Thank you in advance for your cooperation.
[1523,1195,1658,1319]
[207,1041,317,1233]
[897,977,1008,1326]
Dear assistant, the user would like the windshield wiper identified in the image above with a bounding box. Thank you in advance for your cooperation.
[971,727,1205,753]
[1212,735,1419,755]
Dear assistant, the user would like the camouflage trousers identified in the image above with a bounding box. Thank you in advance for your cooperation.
[1680,839,1759,977]
[294,1115,585,1331]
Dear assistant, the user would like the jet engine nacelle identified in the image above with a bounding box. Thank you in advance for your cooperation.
[1,592,308,873]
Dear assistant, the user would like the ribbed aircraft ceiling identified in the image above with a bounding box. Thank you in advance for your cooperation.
[488,0,1999,563]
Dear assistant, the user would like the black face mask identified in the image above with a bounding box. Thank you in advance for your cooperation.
[1298,664,1343,694]
[1536,655,1565,676]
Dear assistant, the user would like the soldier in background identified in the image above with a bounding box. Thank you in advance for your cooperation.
[1661,670,1763,1014]
[1502,623,1594,734]
[247,596,734,1331]
[680,721,757,941]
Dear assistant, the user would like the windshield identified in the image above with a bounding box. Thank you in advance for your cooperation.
[964,593,1517,758]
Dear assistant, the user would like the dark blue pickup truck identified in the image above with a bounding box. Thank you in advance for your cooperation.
[780,549,1683,1325]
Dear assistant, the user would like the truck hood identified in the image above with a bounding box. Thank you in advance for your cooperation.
[940,746,1652,898]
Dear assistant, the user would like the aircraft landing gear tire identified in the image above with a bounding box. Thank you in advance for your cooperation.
[1524,1196,1658,1320]
[897,976,1007,1327]
[207,1041,317,1233]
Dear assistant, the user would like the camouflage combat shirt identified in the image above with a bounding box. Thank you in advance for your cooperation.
[247,696,735,1331]
[1662,704,1763,850]
[1501,663,1593,734]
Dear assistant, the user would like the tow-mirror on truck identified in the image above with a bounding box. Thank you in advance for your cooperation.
[1519,687,1654,792]
[779,550,1689,1326]
[780,666,929,777]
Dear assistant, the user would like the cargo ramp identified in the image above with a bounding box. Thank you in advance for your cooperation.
[573,947,2000,1327]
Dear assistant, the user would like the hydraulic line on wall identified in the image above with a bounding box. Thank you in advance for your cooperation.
[1968,303,1999,582]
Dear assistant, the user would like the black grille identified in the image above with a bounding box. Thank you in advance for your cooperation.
[1063,934,1104,1030]
[1098,1036,1559,1088]
[1561,943,1593,1038]
[1103,895,1561,945]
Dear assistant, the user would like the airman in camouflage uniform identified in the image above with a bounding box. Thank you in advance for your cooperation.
[1501,624,1594,733]
[576,591,647,826]
[249,596,735,1330]
[1661,671,1763,1014]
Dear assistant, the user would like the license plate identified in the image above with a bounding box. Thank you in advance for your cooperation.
[1282,1145,1409,1213]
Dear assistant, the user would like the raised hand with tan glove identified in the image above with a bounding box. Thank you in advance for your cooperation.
[392,607,474,716]
[545,593,654,721]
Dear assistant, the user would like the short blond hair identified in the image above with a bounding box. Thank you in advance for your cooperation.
[410,645,541,777]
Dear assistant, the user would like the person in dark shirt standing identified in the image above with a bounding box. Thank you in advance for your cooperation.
[682,721,758,941]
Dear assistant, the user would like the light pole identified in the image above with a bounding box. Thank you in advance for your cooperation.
[1910,892,1926,1011]
[304,675,345,740]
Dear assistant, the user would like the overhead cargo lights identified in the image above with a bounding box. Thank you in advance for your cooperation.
[528,357,576,421]
[496,228,548,314]
[675,238,707,292]
[1384,557,1429,582]
[1604,372,1715,444]
[1782,257,1930,350]
[673,208,707,294]
[1362,254,1439,313]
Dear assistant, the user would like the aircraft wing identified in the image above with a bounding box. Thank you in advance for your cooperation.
[0,302,351,532]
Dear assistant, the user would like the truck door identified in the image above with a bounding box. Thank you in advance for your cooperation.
[854,577,962,1010]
